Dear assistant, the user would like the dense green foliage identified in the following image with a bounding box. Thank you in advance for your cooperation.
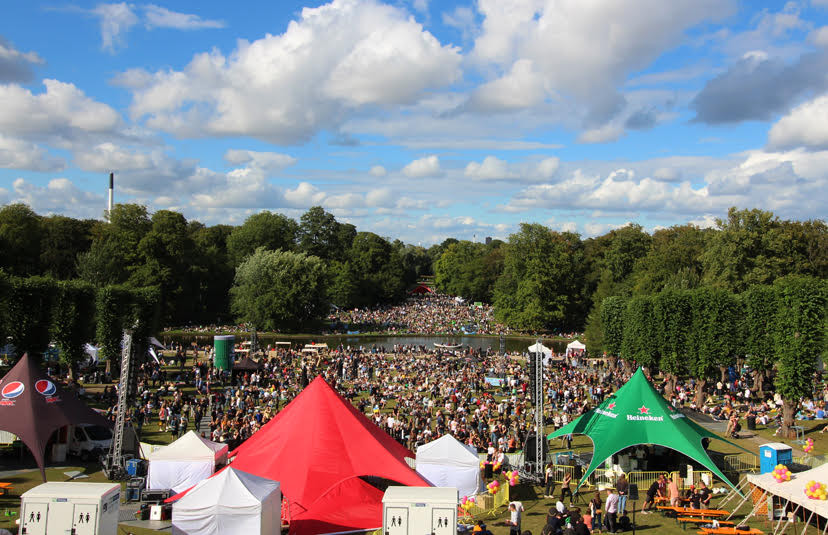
[493,224,586,331]
[230,248,329,332]
[0,203,824,341]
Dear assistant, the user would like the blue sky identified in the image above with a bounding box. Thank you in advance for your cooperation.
[1,0,827,244]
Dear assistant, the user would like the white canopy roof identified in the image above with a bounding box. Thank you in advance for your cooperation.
[528,342,552,357]
[416,434,481,498]
[566,340,586,350]
[149,431,228,463]
[172,467,281,535]
[747,462,828,519]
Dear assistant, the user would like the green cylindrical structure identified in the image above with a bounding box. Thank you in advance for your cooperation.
[213,335,235,371]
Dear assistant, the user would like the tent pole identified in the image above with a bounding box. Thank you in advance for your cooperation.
[727,483,757,521]
[773,499,791,535]
[720,476,749,512]
[801,510,814,535]
[737,489,767,527]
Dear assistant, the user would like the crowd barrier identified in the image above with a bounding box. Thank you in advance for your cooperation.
[460,482,510,520]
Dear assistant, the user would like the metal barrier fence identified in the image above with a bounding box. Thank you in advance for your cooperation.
[713,452,759,473]
[794,454,827,468]
[543,464,716,492]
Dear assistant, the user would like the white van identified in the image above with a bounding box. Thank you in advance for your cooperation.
[69,424,113,461]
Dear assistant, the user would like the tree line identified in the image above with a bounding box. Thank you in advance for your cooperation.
[598,277,827,437]
[0,203,825,345]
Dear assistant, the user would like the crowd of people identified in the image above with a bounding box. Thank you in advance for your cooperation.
[328,293,514,335]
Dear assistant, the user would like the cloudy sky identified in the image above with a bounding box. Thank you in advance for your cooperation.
[1,0,827,244]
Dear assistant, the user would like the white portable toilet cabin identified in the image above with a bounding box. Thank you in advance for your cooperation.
[382,486,458,535]
[19,482,120,535]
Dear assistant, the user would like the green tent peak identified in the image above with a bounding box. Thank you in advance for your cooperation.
[548,367,748,492]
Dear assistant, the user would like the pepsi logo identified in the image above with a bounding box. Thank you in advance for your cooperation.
[35,380,56,397]
[1,381,25,399]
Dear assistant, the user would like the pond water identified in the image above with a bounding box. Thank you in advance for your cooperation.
[161,333,569,354]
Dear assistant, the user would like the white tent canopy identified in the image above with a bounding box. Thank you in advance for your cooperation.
[172,467,281,535]
[747,462,828,520]
[527,342,552,358]
[415,434,482,498]
[566,340,586,351]
[147,431,229,492]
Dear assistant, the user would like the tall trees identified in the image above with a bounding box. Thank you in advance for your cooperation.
[687,288,742,406]
[5,276,57,359]
[494,224,586,331]
[40,215,96,279]
[621,296,659,372]
[230,248,328,332]
[226,211,298,264]
[0,203,43,276]
[773,276,828,436]
[52,280,96,377]
[348,232,406,306]
[297,206,355,261]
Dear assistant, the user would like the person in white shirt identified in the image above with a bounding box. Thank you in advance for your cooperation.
[605,488,619,533]
[507,503,521,535]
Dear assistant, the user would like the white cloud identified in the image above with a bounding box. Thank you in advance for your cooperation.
[578,124,625,144]
[464,59,547,112]
[74,142,154,172]
[465,156,515,180]
[402,155,442,177]
[10,178,104,218]
[370,165,387,177]
[0,38,44,83]
[442,6,476,39]
[0,135,64,172]
[810,26,828,47]
[0,80,121,143]
[463,155,559,182]
[223,149,296,173]
[92,3,139,53]
[143,5,225,30]
[768,93,828,150]
[470,0,731,124]
[127,0,461,143]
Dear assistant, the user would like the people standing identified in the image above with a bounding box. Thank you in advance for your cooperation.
[615,473,629,515]
[545,463,556,498]
[589,491,603,533]
[561,472,573,505]
[605,488,619,533]
[507,503,522,535]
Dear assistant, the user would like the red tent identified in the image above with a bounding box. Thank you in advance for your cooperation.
[409,284,434,294]
[0,354,111,480]
[220,376,429,534]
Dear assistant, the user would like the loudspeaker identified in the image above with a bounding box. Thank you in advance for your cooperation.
[574,465,583,479]
[523,434,549,461]
[628,484,639,501]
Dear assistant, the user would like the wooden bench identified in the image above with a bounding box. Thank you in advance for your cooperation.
[696,528,763,535]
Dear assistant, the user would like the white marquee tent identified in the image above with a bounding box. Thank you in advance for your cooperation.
[527,342,552,358]
[147,431,229,492]
[172,467,281,535]
[565,340,586,355]
[746,463,828,526]
[415,434,481,498]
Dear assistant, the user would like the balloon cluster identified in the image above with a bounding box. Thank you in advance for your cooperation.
[805,481,827,500]
[486,480,500,494]
[772,464,792,483]
[804,438,814,454]
[460,496,475,512]
[493,462,502,471]
[505,470,520,487]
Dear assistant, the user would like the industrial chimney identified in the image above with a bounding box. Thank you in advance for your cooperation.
[107,172,114,219]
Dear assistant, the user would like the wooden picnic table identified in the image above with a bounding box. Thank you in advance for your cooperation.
[0,482,13,496]
[670,507,729,517]
[696,528,763,535]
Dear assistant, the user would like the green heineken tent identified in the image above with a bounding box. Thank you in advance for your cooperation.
[548,367,747,492]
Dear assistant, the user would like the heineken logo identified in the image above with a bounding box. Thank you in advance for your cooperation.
[607,402,616,410]
[595,408,618,419]
[627,414,664,422]
[638,405,650,414]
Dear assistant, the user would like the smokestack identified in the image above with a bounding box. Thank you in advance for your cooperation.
[108,172,114,219]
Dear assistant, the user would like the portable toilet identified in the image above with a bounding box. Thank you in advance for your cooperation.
[213,335,235,371]
[760,443,793,474]
[20,482,120,535]
[382,486,458,535]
